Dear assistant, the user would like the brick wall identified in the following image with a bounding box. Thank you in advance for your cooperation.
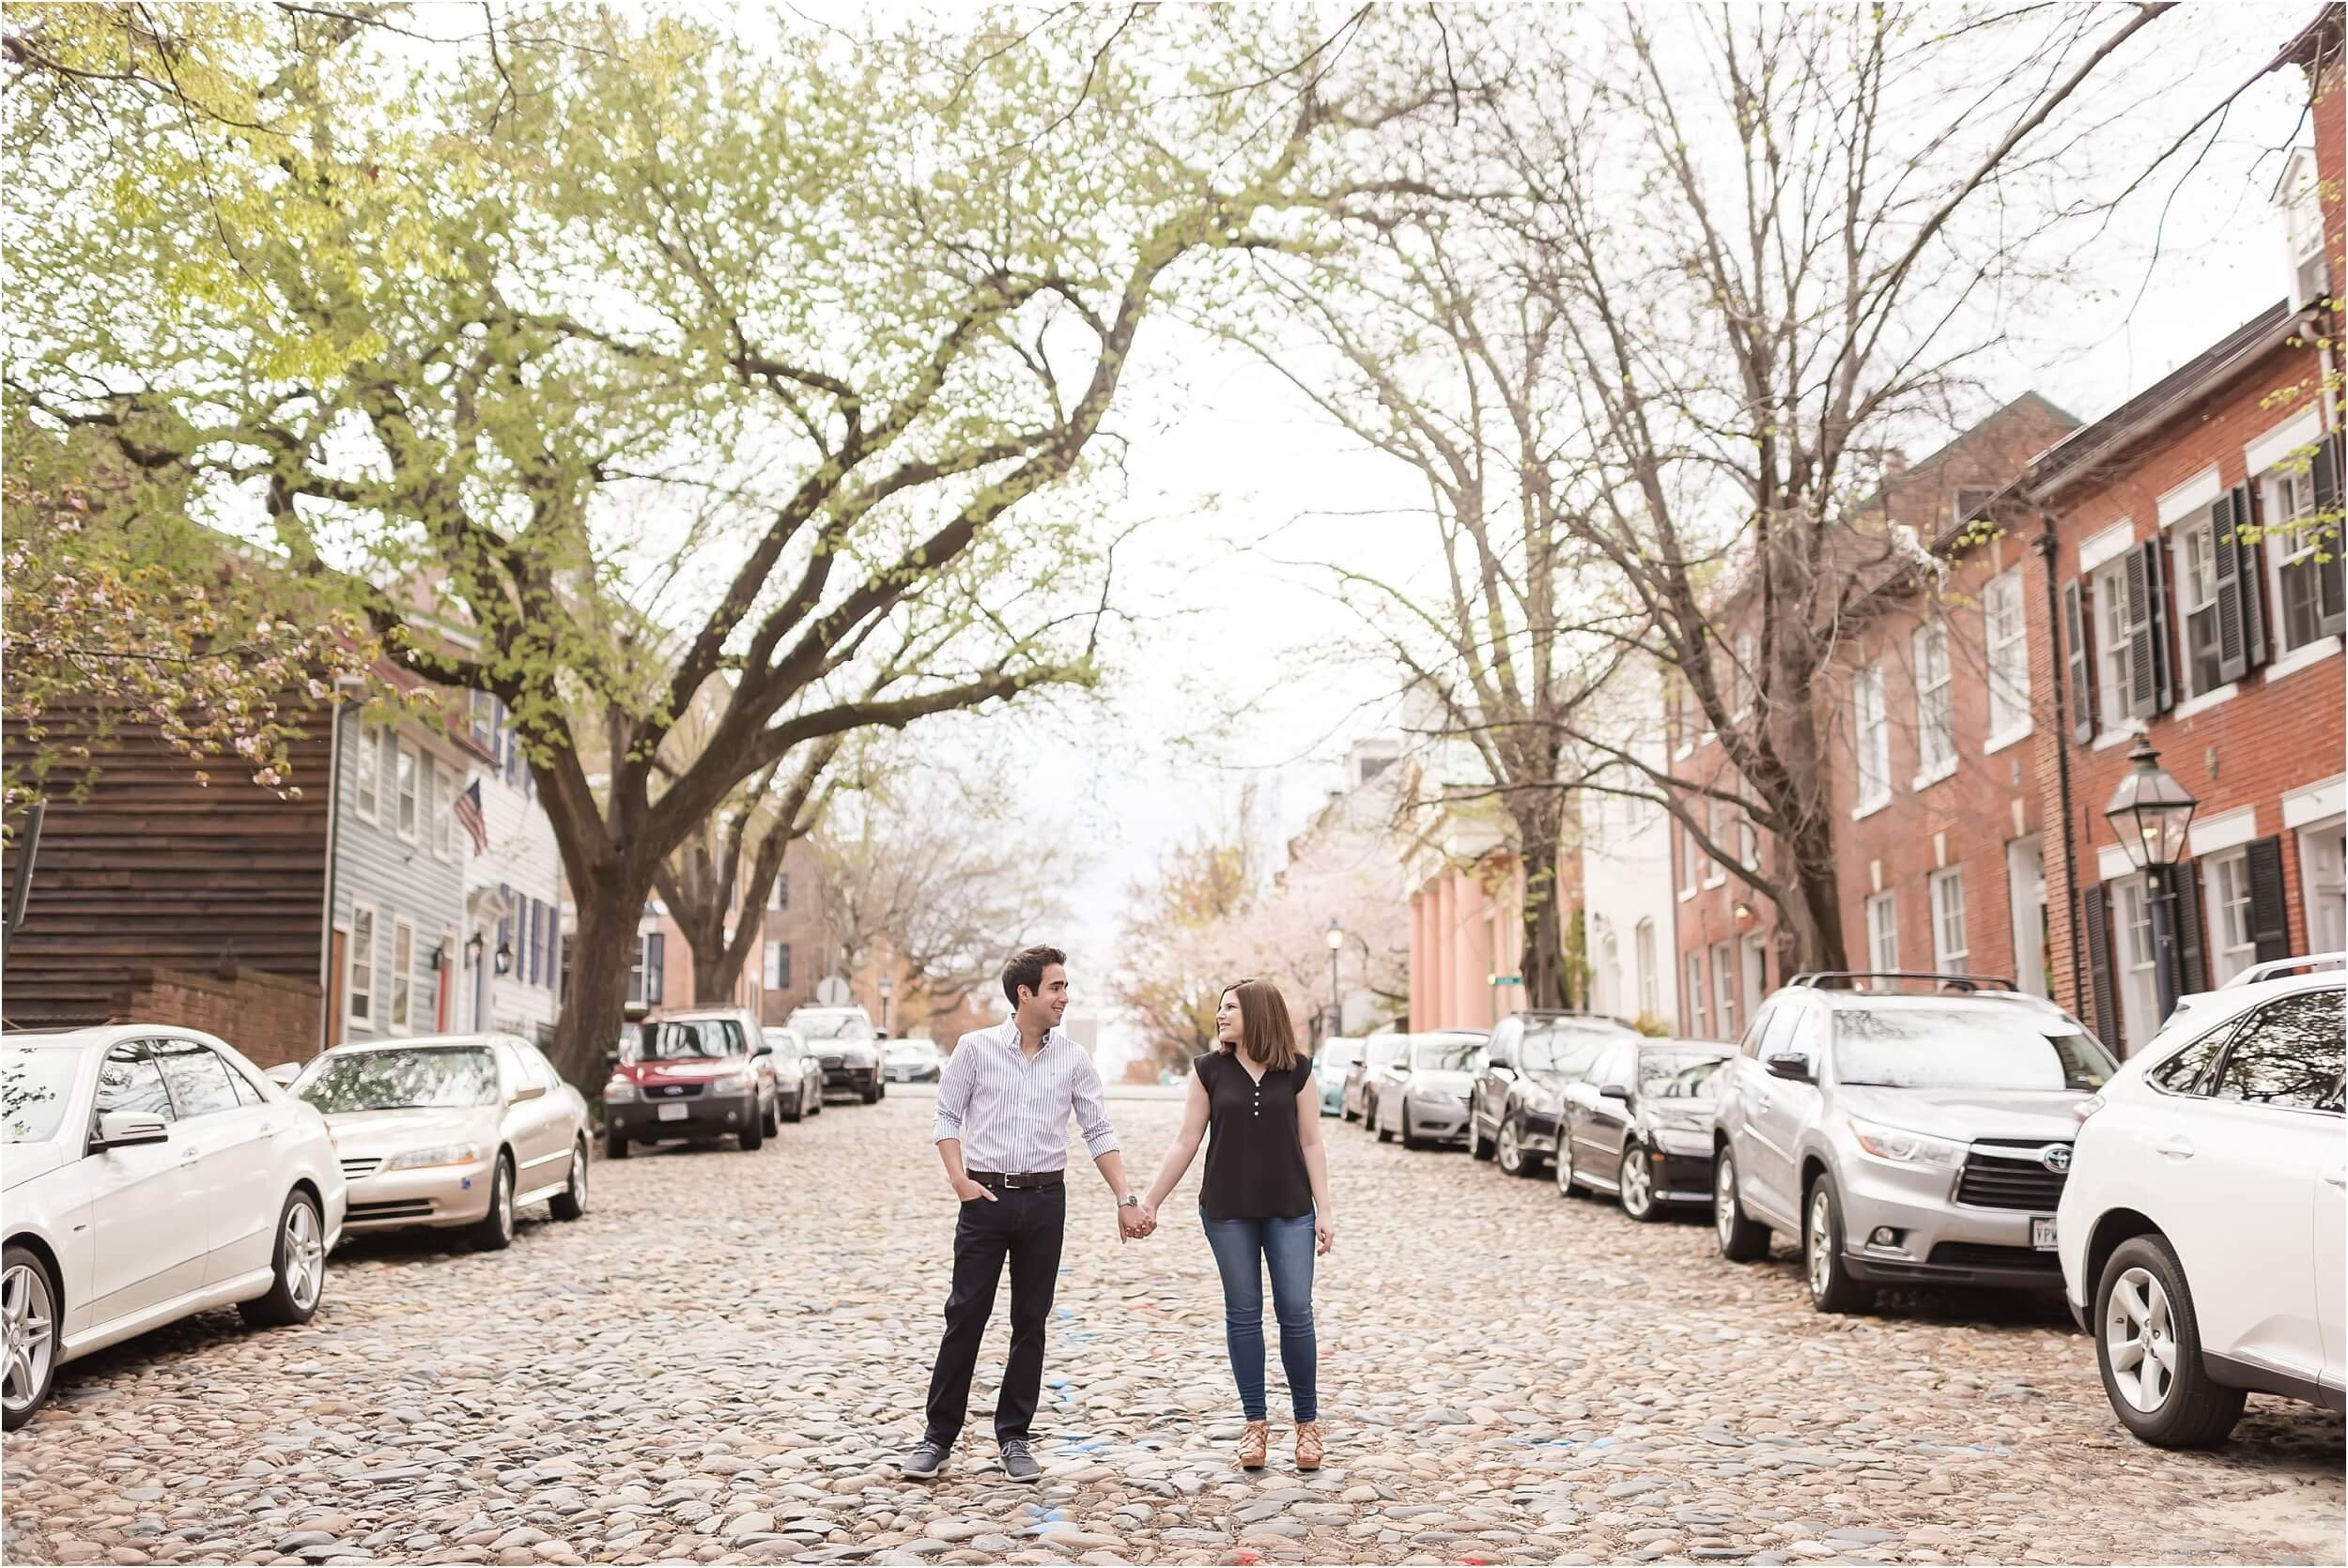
[115,965,325,1068]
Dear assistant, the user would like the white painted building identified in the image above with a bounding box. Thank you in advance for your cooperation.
[1576,669,1682,1033]
[458,694,567,1043]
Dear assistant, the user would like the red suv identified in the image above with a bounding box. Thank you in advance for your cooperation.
[603,1009,777,1159]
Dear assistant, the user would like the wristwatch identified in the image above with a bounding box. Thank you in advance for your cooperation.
[1119,1195,1141,1209]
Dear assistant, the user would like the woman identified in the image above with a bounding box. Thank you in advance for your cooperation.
[1138,977,1336,1471]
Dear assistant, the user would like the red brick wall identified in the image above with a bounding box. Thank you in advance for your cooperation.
[114,965,325,1068]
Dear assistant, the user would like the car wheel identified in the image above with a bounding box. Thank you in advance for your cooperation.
[1467,1116,1492,1162]
[860,1082,880,1105]
[1496,1116,1536,1177]
[605,1131,630,1161]
[1618,1145,1661,1222]
[740,1110,765,1151]
[1398,1098,1426,1150]
[469,1155,517,1253]
[1713,1148,1770,1262]
[549,1140,589,1222]
[3,1245,59,1431]
[1341,1098,1358,1125]
[1373,1095,1395,1143]
[761,1097,780,1137]
[782,1085,803,1123]
[1554,1136,1578,1198]
[1802,1174,1874,1314]
[2095,1235,2246,1448]
[239,1189,328,1328]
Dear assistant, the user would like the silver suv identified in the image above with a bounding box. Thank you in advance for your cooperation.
[1708,971,2118,1314]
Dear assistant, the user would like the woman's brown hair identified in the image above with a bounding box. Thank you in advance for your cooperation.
[1219,977,1301,1073]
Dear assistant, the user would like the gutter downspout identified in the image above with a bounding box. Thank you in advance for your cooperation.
[316,696,343,1053]
[2033,515,2085,1013]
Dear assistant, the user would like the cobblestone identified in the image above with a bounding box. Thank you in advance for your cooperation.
[4,1092,2340,1564]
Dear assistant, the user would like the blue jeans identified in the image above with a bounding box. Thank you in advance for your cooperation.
[1200,1210,1318,1422]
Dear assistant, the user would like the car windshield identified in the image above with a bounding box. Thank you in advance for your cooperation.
[641,1019,746,1060]
[1832,1007,2116,1091]
[1367,1038,1407,1068]
[887,1041,932,1059]
[1319,1042,1362,1070]
[1411,1038,1484,1071]
[792,1012,873,1041]
[1640,1050,1729,1099]
[299,1048,500,1111]
[2,1049,79,1145]
[1522,1022,1627,1072]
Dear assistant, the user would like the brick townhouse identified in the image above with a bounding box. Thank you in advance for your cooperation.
[1667,394,2080,1039]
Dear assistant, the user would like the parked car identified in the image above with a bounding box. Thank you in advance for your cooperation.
[788,1007,885,1103]
[1343,1034,1410,1125]
[1553,1038,1734,1219]
[2058,966,2344,1447]
[886,1039,943,1084]
[1369,1033,1489,1148]
[1709,972,2115,1314]
[1313,1038,1364,1115]
[648,1009,785,1138]
[765,1025,825,1121]
[3,1026,347,1431]
[294,1034,590,1249]
[605,1012,772,1157]
[1468,1011,1643,1177]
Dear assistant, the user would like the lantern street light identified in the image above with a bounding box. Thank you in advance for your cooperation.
[1325,919,1344,1041]
[2103,734,2199,1021]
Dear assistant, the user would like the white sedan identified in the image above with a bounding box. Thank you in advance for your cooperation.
[3,1025,346,1430]
[2058,966,2344,1447]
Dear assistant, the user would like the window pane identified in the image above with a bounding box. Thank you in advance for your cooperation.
[2150,1021,2233,1097]
[151,1039,242,1117]
[2214,991,2346,1110]
[96,1046,176,1120]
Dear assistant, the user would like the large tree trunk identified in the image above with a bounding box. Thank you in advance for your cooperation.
[1517,831,1568,1011]
[549,872,654,1091]
[689,943,736,1008]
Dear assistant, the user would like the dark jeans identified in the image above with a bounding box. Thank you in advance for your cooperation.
[1200,1209,1318,1422]
[923,1185,1065,1446]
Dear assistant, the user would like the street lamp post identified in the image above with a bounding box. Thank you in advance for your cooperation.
[2103,734,2200,1022]
[1324,919,1344,1041]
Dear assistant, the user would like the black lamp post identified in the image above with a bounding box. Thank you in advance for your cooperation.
[1324,919,1344,1041]
[2103,735,2199,1022]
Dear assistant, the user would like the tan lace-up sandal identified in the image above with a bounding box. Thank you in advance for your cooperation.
[1236,1420,1270,1469]
[1294,1420,1324,1471]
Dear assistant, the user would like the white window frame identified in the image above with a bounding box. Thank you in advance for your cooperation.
[395,744,419,843]
[2201,848,2258,986]
[1929,867,1969,975]
[1635,918,1660,1019]
[1865,891,1899,973]
[2114,876,2158,1051]
[1711,940,1737,1038]
[1852,663,1891,814]
[1985,570,2031,746]
[1685,950,1708,1038]
[389,919,415,1033]
[353,726,380,823]
[347,903,377,1033]
[2092,558,2135,739]
[765,940,787,992]
[2170,513,2227,703]
[1704,799,1730,888]
[2263,464,2335,659]
[1912,619,1955,785]
[430,760,456,860]
[1677,820,1697,900]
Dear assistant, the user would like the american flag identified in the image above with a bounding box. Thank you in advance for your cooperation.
[454,778,490,853]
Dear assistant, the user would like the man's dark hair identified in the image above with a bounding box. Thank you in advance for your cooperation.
[1002,945,1067,1007]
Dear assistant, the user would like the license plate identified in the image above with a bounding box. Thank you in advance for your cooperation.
[657,1103,689,1122]
[2031,1217,2058,1251]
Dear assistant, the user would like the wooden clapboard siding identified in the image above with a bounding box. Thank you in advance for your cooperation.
[3,694,333,1028]
[328,703,471,1045]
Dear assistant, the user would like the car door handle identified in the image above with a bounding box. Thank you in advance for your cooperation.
[2154,1137,2195,1160]
[178,1145,200,1163]
[1754,1095,1772,1112]
[2326,1170,2345,1190]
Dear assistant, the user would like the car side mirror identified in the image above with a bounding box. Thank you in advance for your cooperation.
[512,1082,548,1104]
[1764,1053,1815,1083]
[266,1062,302,1087]
[751,1042,774,1057]
[1391,1064,1412,1076]
[90,1110,171,1152]
[1490,1063,1517,1080]
[1599,1084,1631,1101]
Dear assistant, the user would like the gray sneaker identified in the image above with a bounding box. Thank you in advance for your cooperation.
[998,1438,1042,1483]
[902,1439,949,1481]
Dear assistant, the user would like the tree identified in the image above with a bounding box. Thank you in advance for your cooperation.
[9,6,1447,1084]
[656,739,837,1010]
[1112,805,1259,1075]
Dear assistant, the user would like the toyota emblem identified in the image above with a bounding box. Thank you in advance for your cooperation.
[2040,1144,2072,1174]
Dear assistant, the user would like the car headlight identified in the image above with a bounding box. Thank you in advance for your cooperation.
[379,1142,488,1173]
[1846,1116,1968,1170]
[604,1080,638,1102]
[718,1068,757,1093]
[1519,1084,1560,1112]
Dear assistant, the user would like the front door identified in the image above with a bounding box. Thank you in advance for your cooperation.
[84,1045,209,1325]
[2007,837,2049,998]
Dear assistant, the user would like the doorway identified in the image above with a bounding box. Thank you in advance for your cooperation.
[2006,837,2048,998]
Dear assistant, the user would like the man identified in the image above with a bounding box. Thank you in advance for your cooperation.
[904,945,1146,1483]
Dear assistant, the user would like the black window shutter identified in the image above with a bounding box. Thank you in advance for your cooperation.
[2212,491,2250,684]
[2316,435,2346,638]
[2169,861,2209,1000]
[2141,538,2173,714]
[2244,835,2293,963]
[2123,545,2156,718]
[2231,484,2268,671]
[2081,883,2119,1048]
[2063,579,2096,743]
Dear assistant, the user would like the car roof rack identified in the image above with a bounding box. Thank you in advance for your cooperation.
[2221,952,2346,988]
[1787,970,2019,994]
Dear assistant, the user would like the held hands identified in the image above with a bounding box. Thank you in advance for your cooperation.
[1315,1215,1336,1256]
[1119,1198,1158,1242]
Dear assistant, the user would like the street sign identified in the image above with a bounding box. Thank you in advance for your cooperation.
[1487,974,1522,987]
[815,975,852,1007]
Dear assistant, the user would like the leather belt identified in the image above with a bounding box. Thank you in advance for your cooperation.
[966,1170,1065,1191]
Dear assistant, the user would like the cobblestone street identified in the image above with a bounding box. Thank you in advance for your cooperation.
[6,1091,2340,1567]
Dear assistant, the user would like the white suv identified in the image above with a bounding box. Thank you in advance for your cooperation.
[2057,967,2344,1447]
